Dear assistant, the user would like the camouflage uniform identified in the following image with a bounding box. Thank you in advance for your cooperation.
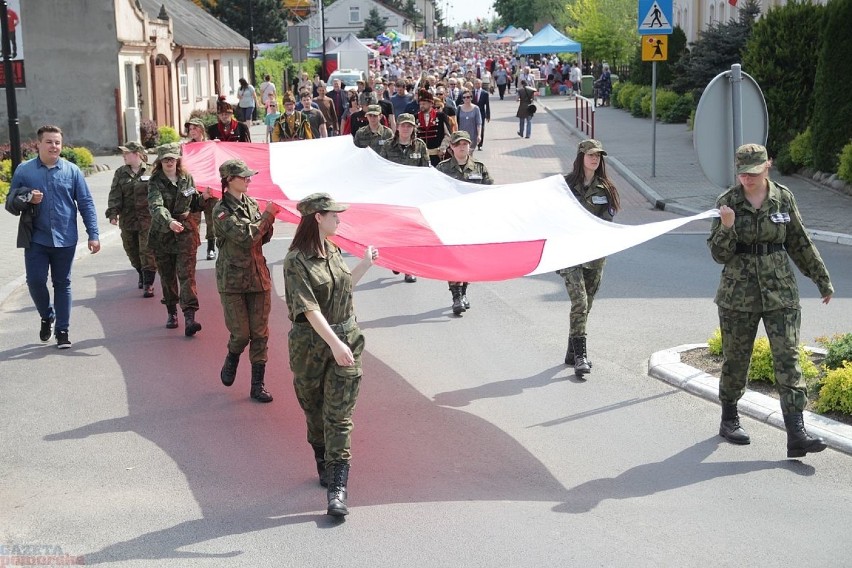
[379,135,430,167]
[147,165,204,313]
[213,191,276,364]
[354,123,393,153]
[557,175,616,336]
[284,236,364,466]
[709,179,833,413]
[105,161,156,276]
[435,153,494,185]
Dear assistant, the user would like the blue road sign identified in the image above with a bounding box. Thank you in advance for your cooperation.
[638,0,673,35]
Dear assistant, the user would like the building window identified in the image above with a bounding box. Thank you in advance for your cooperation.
[178,60,189,102]
[350,6,360,23]
[708,2,715,24]
[227,60,235,94]
[124,63,135,108]
[194,60,209,101]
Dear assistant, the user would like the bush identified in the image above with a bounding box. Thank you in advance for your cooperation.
[617,83,641,110]
[814,361,852,414]
[140,119,159,148]
[0,140,39,161]
[158,126,180,144]
[788,128,814,168]
[0,159,10,204]
[611,82,626,109]
[654,89,680,120]
[748,337,819,383]
[837,140,852,184]
[630,86,651,117]
[774,144,798,175]
[687,108,695,131]
[662,92,693,123]
[59,146,94,169]
[817,333,852,370]
[708,328,723,355]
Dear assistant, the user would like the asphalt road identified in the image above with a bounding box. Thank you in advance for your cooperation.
[1,219,851,567]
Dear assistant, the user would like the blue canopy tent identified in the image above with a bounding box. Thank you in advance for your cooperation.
[496,25,517,39]
[517,24,581,55]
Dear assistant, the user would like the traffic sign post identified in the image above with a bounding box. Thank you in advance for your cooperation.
[638,0,672,177]
[638,0,673,35]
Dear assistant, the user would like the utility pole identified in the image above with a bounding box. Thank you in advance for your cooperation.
[320,0,326,81]
[1,0,21,171]
[248,0,256,85]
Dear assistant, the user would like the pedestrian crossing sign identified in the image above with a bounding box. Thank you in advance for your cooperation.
[638,0,673,35]
[642,36,668,61]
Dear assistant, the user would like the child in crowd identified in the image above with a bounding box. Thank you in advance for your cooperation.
[264,101,280,143]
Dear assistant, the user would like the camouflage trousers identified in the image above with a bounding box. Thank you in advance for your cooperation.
[120,228,156,273]
[559,258,606,337]
[220,290,271,364]
[202,197,219,241]
[155,248,199,312]
[290,317,364,466]
[718,306,807,414]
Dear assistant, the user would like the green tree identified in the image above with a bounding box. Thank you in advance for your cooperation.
[201,0,287,43]
[630,26,687,87]
[565,0,638,67]
[811,0,852,172]
[742,1,825,157]
[358,7,386,38]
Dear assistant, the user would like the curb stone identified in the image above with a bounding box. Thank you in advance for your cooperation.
[648,343,852,457]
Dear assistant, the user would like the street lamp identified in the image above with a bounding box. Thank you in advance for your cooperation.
[248,0,256,85]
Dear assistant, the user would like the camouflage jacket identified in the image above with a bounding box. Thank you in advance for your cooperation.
[272,112,314,142]
[379,137,430,167]
[435,156,494,185]
[212,192,275,294]
[147,170,203,253]
[354,124,394,152]
[283,240,354,325]
[708,180,834,312]
[106,163,152,231]
[566,175,615,222]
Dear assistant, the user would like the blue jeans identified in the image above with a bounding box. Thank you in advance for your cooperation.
[519,116,532,137]
[238,106,254,122]
[25,242,76,332]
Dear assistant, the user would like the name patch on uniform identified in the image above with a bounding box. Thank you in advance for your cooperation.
[468,173,483,180]
[182,187,196,197]
[378,139,386,145]
[592,196,609,205]
[411,153,421,159]
[140,176,151,181]
[770,212,791,223]
[216,211,228,220]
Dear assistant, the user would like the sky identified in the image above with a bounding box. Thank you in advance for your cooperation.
[439,0,497,27]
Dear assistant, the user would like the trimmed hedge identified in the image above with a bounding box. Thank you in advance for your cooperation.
[158,126,180,145]
[838,141,852,184]
[788,128,814,169]
[815,362,852,414]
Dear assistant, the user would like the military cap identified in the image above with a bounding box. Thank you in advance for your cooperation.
[282,91,296,104]
[397,113,416,126]
[119,141,145,154]
[359,92,377,106]
[418,89,434,103]
[450,130,471,145]
[185,117,205,129]
[297,193,349,216]
[365,105,382,116]
[735,143,769,174]
[218,101,234,113]
[578,139,607,155]
[156,143,182,160]
[219,159,258,178]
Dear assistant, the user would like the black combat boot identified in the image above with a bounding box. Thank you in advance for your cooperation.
[461,282,471,310]
[564,337,575,365]
[184,309,202,337]
[137,269,143,289]
[206,239,217,260]
[166,305,179,329]
[719,403,751,445]
[220,351,240,386]
[572,336,591,376]
[250,363,273,403]
[783,412,827,458]
[450,285,465,316]
[142,270,156,298]
[326,462,350,517]
[312,444,327,487]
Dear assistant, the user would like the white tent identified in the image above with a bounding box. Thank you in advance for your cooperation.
[327,33,378,71]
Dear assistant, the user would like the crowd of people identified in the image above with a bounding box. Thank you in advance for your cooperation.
[4,39,835,520]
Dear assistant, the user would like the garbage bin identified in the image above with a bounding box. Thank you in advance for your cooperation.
[581,75,595,98]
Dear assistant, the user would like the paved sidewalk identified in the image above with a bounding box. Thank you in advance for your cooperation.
[540,96,852,244]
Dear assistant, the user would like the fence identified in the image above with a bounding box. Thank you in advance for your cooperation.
[575,95,595,138]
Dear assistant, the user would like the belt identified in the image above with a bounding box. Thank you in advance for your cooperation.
[735,242,784,255]
[293,314,356,333]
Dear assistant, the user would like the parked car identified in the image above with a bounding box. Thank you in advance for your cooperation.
[327,69,366,92]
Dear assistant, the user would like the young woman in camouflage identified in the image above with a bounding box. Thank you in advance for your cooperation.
[709,143,833,458]
[558,139,621,377]
[283,193,378,517]
[213,159,281,404]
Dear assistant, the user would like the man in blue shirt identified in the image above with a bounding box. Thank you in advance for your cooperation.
[10,125,100,348]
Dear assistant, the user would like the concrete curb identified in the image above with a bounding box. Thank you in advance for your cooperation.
[648,343,852,457]
[539,100,852,246]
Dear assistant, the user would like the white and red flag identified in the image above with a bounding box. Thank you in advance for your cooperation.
[183,138,716,282]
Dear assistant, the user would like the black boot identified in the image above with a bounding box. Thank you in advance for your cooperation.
[461,282,470,310]
[564,337,575,365]
[184,309,202,337]
[719,403,751,445]
[220,351,240,387]
[206,238,217,260]
[137,269,143,289]
[572,336,591,376]
[166,305,179,329]
[142,270,156,298]
[312,444,327,487]
[784,412,826,458]
[326,462,350,517]
[450,285,465,315]
[250,363,273,403]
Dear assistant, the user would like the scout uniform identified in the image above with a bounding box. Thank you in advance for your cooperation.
[378,113,430,167]
[272,92,314,142]
[147,143,205,332]
[708,143,833,457]
[415,89,452,166]
[206,102,251,142]
[283,193,364,516]
[105,141,157,297]
[213,159,277,403]
[353,105,393,152]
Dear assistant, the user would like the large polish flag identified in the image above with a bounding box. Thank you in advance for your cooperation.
[183,138,717,282]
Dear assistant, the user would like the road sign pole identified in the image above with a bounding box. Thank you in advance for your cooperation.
[651,61,657,177]
[730,63,743,151]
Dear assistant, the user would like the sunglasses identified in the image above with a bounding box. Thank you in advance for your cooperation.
[463,95,471,99]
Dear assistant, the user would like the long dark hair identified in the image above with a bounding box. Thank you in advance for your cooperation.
[565,152,621,212]
[289,212,324,255]
[152,158,187,178]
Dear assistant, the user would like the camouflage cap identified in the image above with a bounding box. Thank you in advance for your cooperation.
[219,159,258,178]
[297,193,349,216]
[735,143,769,174]
[578,139,607,155]
[359,92,378,106]
[156,143,182,160]
[119,141,145,154]
[184,117,205,129]
[397,113,416,126]
[450,130,471,145]
[365,104,382,116]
